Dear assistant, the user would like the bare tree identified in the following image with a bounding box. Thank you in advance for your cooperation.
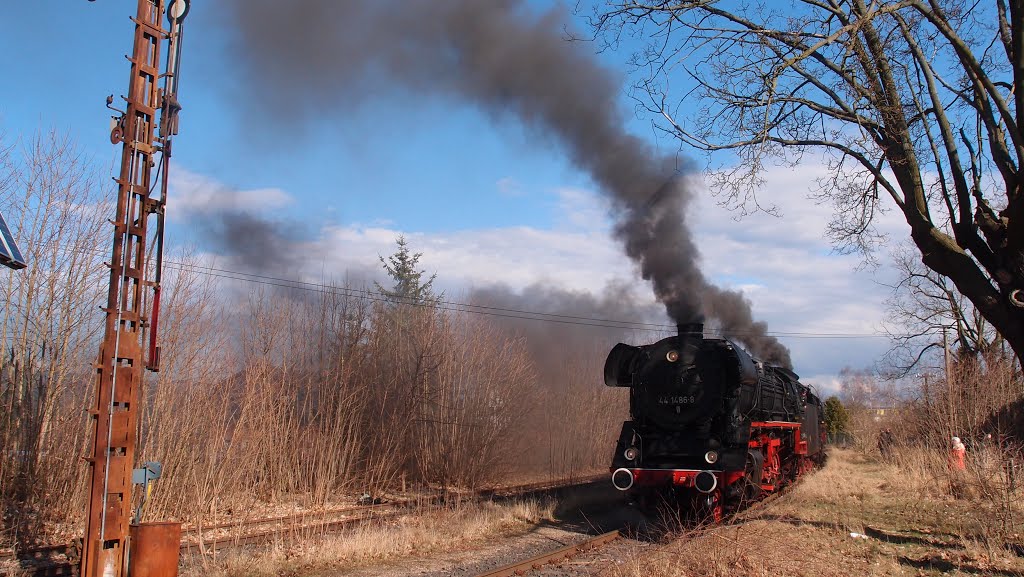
[1,131,106,451]
[838,366,888,409]
[883,241,1011,373]
[591,0,1024,361]
[0,129,107,534]
[415,312,537,488]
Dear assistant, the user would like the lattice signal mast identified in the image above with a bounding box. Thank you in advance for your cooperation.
[81,2,188,576]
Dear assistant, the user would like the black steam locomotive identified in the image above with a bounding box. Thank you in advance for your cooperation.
[604,323,825,519]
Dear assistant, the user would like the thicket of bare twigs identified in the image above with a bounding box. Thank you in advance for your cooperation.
[838,349,1022,453]
[836,348,1024,546]
[0,131,107,542]
[0,133,625,545]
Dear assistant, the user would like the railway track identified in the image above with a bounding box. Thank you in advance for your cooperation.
[179,497,426,555]
[3,474,802,577]
[473,530,622,577]
[0,473,604,577]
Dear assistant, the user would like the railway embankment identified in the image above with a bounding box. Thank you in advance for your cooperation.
[18,449,1017,577]
[612,448,1024,577]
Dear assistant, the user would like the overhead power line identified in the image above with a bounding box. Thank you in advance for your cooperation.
[161,259,891,338]
[12,240,895,339]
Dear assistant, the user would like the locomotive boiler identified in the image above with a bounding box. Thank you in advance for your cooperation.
[604,323,825,519]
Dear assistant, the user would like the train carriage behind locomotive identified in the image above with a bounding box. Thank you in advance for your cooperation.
[605,323,825,514]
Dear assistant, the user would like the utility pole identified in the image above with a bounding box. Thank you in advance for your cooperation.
[943,327,955,437]
[80,2,188,576]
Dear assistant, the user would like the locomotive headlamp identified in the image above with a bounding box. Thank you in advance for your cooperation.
[666,350,679,362]
[704,450,719,464]
[624,446,639,461]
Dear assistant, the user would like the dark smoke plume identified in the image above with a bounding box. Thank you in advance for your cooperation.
[222,0,790,365]
[705,288,791,367]
[196,210,303,276]
[469,281,667,374]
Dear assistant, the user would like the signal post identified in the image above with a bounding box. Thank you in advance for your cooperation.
[80,2,188,576]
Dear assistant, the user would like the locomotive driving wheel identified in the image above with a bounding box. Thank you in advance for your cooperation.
[741,450,765,505]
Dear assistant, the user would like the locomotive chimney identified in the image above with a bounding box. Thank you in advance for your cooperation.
[676,322,703,365]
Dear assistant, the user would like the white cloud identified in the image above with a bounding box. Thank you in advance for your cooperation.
[172,161,903,382]
[167,165,293,220]
[801,374,844,397]
[312,222,631,294]
[554,187,612,231]
[691,163,902,373]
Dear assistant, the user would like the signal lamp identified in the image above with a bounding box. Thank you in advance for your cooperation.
[167,0,190,22]
[624,447,639,461]
[704,450,719,464]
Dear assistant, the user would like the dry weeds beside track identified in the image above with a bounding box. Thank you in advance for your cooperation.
[454,479,796,577]
[0,474,605,577]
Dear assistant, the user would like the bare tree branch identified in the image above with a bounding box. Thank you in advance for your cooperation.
[591,0,1024,364]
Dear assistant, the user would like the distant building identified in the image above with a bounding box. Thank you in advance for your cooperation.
[869,406,897,421]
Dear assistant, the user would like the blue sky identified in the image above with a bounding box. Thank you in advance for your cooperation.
[0,1,909,392]
[0,2,605,232]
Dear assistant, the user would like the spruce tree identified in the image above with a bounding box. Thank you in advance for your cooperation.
[375,235,440,306]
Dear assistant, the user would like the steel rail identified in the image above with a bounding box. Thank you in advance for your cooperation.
[473,530,621,577]
[173,473,602,541]
[177,472,603,536]
[180,474,605,554]
[180,498,416,536]
[179,499,421,554]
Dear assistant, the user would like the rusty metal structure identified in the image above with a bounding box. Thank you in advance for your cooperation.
[81,2,187,576]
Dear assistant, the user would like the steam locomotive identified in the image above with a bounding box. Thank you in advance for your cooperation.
[604,323,825,520]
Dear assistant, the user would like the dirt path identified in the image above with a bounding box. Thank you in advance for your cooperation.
[293,482,643,577]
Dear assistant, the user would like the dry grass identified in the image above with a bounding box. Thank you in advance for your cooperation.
[181,498,554,577]
[609,448,1024,577]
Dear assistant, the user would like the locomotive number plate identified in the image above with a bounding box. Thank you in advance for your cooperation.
[659,395,696,404]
